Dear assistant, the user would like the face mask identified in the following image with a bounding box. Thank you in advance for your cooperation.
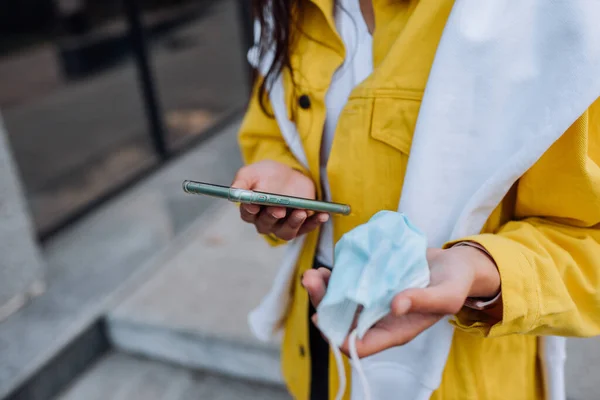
[316,211,430,400]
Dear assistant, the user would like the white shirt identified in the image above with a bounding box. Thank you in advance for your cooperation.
[317,0,374,267]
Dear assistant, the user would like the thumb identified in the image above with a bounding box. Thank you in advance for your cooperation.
[302,268,331,308]
[231,166,259,190]
[391,283,464,316]
[231,166,260,214]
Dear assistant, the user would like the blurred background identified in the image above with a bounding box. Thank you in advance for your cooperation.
[1,0,250,237]
[0,1,598,399]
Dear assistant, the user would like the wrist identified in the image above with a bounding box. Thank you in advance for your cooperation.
[451,243,501,299]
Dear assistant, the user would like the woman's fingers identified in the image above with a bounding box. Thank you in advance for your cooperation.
[339,313,442,358]
[339,329,397,358]
[239,204,260,223]
[231,169,257,192]
[243,207,329,240]
[391,283,466,317]
[298,213,329,235]
[321,267,332,285]
[273,209,308,240]
[233,173,262,224]
[254,206,286,234]
[233,161,321,239]
[302,268,332,308]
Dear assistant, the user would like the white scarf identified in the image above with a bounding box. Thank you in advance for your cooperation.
[248,1,600,399]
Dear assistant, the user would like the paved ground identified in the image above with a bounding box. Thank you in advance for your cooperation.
[565,338,600,400]
[1,0,248,234]
[54,352,291,400]
[107,202,285,386]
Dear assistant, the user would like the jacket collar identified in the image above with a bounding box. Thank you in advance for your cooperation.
[308,0,336,32]
[306,0,344,57]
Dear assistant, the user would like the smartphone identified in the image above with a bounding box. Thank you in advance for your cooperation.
[182,180,351,215]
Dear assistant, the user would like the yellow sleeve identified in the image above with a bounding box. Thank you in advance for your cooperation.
[450,98,600,338]
[238,76,308,174]
[238,76,310,247]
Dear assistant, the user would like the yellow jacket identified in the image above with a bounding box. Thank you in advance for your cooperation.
[238,0,600,398]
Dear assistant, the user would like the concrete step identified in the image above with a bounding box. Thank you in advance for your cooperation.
[54,352,291,400]
[106,203,287,386]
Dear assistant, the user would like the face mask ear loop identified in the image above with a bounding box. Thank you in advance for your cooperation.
[331,343,347,400]
[349,330,372,400]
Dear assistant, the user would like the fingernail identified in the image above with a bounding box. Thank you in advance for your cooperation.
[318,214,329,223]
[296,211,307,221]
[245,205,259,215]
[394,298,411,315]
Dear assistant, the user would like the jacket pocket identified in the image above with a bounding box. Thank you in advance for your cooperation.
[370,94,422,155]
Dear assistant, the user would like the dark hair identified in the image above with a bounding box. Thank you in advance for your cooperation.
[251,0,305,115]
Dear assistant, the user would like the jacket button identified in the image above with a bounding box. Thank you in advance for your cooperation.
[299,345,306,357]
[298,94,311,109]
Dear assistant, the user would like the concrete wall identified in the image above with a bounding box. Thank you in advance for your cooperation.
[0,113,45,322]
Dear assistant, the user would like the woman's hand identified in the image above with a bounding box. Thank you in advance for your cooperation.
[232,160,329,241]
[303,246,501,358]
